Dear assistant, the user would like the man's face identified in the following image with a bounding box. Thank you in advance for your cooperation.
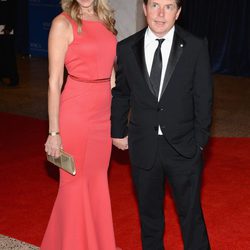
[143,0,181,37]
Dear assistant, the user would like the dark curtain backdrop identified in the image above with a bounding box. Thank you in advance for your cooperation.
[15,1,249,76]
[178,0,250,76]
[16,0,29,54]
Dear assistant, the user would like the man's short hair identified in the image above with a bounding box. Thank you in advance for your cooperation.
[143,0,183,9]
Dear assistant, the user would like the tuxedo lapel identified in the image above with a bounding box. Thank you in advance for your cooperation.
[132,31,157,98]
[160,32,185,99]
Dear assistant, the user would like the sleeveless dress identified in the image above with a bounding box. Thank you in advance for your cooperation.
[41,13,117,250]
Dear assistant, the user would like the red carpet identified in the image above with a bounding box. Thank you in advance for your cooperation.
[0,112,250,249]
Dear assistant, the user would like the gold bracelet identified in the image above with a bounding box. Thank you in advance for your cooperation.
[49,131,60,136]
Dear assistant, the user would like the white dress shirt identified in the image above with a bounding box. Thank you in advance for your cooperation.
[144,26,175,134]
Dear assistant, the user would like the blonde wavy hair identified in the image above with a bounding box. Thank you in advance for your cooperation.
[61,0,117,35]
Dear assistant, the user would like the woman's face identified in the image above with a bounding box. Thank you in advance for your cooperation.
[77,0,95,9]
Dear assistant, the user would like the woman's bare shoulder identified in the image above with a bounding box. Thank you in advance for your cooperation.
[51,13,71,31]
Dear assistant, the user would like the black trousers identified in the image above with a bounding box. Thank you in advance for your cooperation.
[131,136,210,250]
[0,35,18,83]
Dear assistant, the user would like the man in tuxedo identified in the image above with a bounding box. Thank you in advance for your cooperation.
[111,0,212,249]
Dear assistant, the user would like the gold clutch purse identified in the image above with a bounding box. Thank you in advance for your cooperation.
[46,150,76,176]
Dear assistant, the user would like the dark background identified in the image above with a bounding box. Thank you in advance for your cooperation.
[178,0,250,76]
[16,0,250,76]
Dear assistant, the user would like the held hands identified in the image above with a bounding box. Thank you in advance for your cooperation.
[112,136,128,151]
[45,134,63,158]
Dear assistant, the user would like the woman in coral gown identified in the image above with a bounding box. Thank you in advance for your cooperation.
[42,0,118,249]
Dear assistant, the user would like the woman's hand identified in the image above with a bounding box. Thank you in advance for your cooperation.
[45,135,63,158]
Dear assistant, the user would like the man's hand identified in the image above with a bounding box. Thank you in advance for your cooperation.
[112,136,128,150]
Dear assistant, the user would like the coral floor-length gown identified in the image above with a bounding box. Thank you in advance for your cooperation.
[40,12,117,250]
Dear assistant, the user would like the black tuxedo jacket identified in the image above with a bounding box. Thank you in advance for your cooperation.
[111,26,213,169]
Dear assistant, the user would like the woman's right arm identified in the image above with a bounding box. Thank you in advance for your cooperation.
[45,15,72,158]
